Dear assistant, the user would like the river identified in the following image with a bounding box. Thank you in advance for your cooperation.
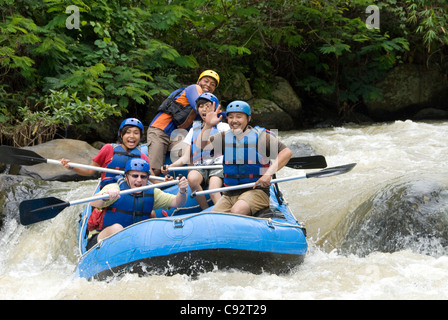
[1,120,448,300]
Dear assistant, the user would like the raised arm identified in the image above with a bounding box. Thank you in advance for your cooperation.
[196,103,222,149]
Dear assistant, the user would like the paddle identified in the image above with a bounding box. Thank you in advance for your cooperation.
[166,155,327,171]
[19,180,179,226]
[191,163,357,197]
[0,145,165,181]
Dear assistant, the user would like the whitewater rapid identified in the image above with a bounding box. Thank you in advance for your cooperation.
[1,120,447,299]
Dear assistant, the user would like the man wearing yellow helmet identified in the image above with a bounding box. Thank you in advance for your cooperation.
[147,70,220,175]
[198,70,220,89]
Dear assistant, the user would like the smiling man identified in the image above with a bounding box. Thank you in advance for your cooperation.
[197,100,292,216]
[86,158,189,250]
[147,70,220,175]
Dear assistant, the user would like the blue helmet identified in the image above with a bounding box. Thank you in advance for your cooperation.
[226,100,251,116]
[124,158,150,174]
[118,118,144,137]
[195,92,220,111]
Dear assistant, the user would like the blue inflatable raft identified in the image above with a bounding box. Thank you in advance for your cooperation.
[75,181,307,280]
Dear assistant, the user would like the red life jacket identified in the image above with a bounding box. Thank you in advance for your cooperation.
[87,208,106,231]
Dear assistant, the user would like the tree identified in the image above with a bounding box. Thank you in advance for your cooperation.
[1,0,447,146]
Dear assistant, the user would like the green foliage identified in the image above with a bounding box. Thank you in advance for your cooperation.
[0,0,447,145]
[178,0,445,112]
[404,0,448,52]
[0,89,121,146]
[42,89,121,126]
[0,13,40,82]
[0,0,202,146]
[294,0,411,113]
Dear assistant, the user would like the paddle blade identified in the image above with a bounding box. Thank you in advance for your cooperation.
[19,197,69,226]
[306,163,357,179]
[286,155,327,169]
[0,146,47,166]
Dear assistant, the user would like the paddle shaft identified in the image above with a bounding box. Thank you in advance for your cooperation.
[168,164,222,171]
[46,159,121,175]
[0,145,165,181]
[192,163,357,197]
[47,159,165,181]
[69,179,180,206]
[167,155,327,171]
[192,175,306,197]
[1,146,324,180]
[19,180,180,225]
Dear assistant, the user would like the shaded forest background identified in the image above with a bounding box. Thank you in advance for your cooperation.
[1,0,447,146]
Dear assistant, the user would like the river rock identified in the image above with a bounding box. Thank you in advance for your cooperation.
[18,139,100,181]
[219,71,253,102]
[412,108,448,121]
[331,179,448,257]
[248,98,295,131]
[365,64,448,120]
[0,174,48,227]
[270,76,303,119]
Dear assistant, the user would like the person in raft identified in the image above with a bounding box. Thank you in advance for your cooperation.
[161,92,230,209]
[147,69,220,176]
[196,100,292,216]
[86,158,188,250]
[60,118,157,186]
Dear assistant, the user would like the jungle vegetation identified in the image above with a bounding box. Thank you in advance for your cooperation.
[1,0,447,146]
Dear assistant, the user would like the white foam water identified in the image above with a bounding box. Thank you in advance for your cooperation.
[1,120,448,300]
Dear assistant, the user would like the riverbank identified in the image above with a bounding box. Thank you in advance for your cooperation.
[75,66,448,143]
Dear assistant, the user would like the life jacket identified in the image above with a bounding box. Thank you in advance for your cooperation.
[191,121,220,165]
[87,207,106,232]
[100,143,144,188]
[223,126,270,186]
[157,88,197,129]
[100,176,155,230]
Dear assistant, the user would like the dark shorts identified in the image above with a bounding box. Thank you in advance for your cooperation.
[86,233,99,251]
[189,168,223,187]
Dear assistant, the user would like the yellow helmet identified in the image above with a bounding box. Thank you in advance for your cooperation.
[198,70,220,87]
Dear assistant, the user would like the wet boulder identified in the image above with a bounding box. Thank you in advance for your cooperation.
[0,174,50,227]
[17,139,100,181]
[365,64,448,121]
[332,179,448,257]
[219,71,253,102]
[270,76,303,120]
[248,98,295,131]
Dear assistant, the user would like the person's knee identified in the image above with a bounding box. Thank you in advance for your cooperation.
[208,177,223,189]
[110,223,123,232]
[187,173,203,190]
[188,180,201,190]
[230,201,251,216]
[98,223,123,241]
